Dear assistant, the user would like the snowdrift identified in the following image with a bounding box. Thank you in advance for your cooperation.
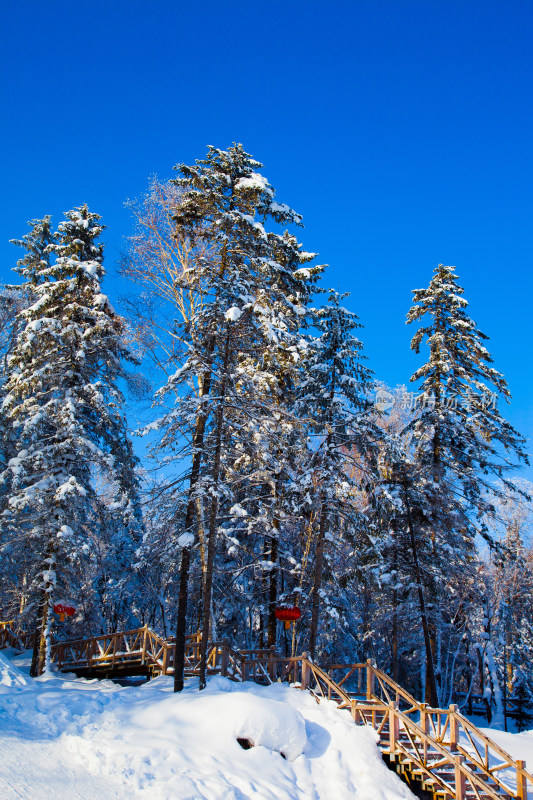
[0,650,417,799]
[0,650,28,689]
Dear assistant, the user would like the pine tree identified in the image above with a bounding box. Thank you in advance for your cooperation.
[10,216,55,287]
[407,263,528,509]
[0,218,55,534]
[1,206,142,673]
[404,263,529,703]
[294,290,374,658]
[141,144,322,689]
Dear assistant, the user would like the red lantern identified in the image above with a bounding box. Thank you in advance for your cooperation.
[275,606,302,630]
[53,603,76,622]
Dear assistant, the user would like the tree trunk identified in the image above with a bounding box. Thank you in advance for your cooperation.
[267,477,282,647]
[30,544,55,677]
[403,480,439,707]
[309,498,327,659]
[30,591,47,678]
[173,343,215,692]
[173,545,192,692]
[308,367,336,661]
[392,535,399,682]
[267,535,278,647]
[198,326,231,690]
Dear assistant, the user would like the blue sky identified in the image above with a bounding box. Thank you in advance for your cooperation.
[1,0,531,477]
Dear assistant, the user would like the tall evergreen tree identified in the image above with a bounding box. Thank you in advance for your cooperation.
[407,263,528,508]
[143,144,322,689]
[1,206,142,673]
[294,290,375,658]
[404,263,528,702]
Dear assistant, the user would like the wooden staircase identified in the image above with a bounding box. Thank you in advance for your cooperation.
[1,623,531,800]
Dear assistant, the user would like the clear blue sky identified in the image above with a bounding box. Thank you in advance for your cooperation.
[1,0,531,476]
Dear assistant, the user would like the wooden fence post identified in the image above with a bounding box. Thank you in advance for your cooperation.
[516,759,528,800]
[419,702,429,764]
[220,640,229,677]
[351,700,361,724]
[301,655,309,690]
[449,704,459,751]
[366,659,374,700]
[241,655,247,682]
[455,754,466,800]
[389,703,400,758]
[268,645,276,681]
[161,643,169,675]
[420,702,428,734]
[141,624,148,664]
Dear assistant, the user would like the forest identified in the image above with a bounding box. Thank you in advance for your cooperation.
[0,143,531,729]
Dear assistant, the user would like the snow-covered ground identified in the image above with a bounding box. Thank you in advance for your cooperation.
[479,727,533,766]
[0,649,414,800]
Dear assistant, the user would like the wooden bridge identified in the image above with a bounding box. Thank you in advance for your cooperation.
[1,623,532,800]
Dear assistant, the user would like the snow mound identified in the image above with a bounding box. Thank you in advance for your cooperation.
[0,661,415,800]
[222,692,306,761]
[0,650,28,689]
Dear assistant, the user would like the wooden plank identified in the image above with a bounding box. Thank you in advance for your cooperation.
[389,704,399,753]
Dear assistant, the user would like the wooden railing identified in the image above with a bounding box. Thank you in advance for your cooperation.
[2,624,532,799]
[52,627,202,676]
[0,623,35,651]
[321,658,533,800]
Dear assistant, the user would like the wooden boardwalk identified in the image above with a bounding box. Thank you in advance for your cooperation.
[1,623,532,800]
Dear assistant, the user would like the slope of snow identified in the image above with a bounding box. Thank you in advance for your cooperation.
[0,648,28,688]
[0,650,414,800]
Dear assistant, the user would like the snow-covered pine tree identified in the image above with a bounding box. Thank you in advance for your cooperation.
[404,263,528,703]
[0,218,58,622]
[407,263,528,510]
[10,216,55,287]
[0,290,28,618]
[1,206,142,674]
[294,290,375,658]
[0,217,55,519]
[223,229,323,651]
[142,144,322,690]
[356,383,481,704]
[372,453,466,705]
